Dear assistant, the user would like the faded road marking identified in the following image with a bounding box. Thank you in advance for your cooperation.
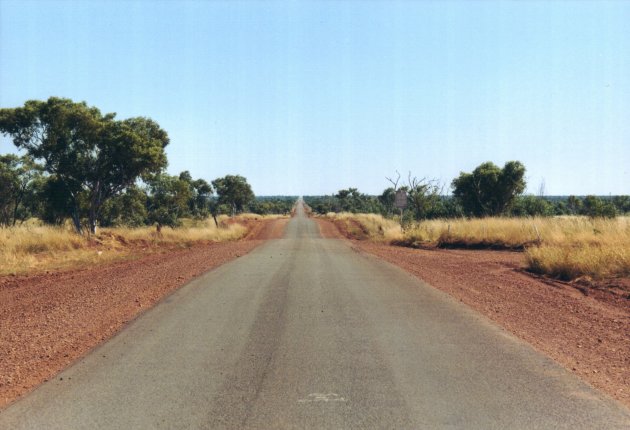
[298,393,347,403]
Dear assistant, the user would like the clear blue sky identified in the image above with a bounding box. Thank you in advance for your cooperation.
[1,0,629,196]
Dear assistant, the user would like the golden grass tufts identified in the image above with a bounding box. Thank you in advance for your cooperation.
[325,212,403,242]
[0,215,260,276]
[325,213,630,280]
[523,217,630,280]
[525,244,630,281]
[113,217,247,247]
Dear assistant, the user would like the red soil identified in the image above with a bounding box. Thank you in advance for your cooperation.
[0,218,287,409]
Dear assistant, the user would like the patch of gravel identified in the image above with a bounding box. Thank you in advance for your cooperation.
[0,219,287,409]
[316,218,630,408]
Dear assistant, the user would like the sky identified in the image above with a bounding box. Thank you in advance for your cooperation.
[1,0,629,196]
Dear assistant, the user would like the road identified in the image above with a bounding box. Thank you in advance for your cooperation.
[1,201,629,429]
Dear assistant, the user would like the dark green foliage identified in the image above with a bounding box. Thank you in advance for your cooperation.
[612,196,630,214]
[303,195,338,214]
[212,175,255,215]
[0,154,42,226]
[452,161,526,217]
[249,196,296,215]
[566,195,582,215]
[510,195,554,217]
[332,188,383,213]
[304,192,463,219]
[378,188,396,216]
[37,176,76,225]
[146,174,193,228]
[0,97,169,233]
[178,171,213,219]
[99,186,148,227]
[581,195,617,218]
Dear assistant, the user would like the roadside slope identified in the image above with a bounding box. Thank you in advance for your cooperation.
[0,218,287,408]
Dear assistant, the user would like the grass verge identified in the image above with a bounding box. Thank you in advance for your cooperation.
[323,213,630,280]
[0,215,261,276]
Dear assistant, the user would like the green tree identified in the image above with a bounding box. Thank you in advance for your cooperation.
[567,195,582,215]
[0,97,169,234]
[452,161,526,217]
[178,171,213,219]
[581,195,617,218]
[378,187,396,216]
[212,175,254,216]
[99,185,149,227]
[511,195,554,217]
[34,176,74,225]
[0,154,42,226]
[146,174,193,230]
[612,196,630,214]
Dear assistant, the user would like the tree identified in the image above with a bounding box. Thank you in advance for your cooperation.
[35,176,75,225]
[178,171,213,219]
[0,97,169,234]
[612,196,630,214]
[387,171,445,220]
[567,195,582,215]
[581,195,617,218]
[511,195,554,217]
[404,174,444,220]
[146,174,193,230]
[452,161,526,217]
[378,187,396,216]
[0,154,42,226]
[99,185,148,227]
[212,175,254,216]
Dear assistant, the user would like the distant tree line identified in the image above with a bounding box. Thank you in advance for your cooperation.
[0,97,290,232]
[305,161,629,220]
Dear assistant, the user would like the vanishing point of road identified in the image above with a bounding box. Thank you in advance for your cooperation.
[1,201,629,429]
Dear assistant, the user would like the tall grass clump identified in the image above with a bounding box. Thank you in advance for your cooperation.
[325,212,402,242]
[112,216,247,247]
[524,217,630,280]
[0,225,89,275]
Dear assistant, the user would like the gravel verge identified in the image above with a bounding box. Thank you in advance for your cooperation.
[0,219,287,409]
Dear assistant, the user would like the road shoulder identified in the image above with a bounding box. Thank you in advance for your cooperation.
[315,217,630,408]
[0,219,288,409]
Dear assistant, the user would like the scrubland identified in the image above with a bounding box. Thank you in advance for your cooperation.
[324,213,630,280]
[0,216,259,276]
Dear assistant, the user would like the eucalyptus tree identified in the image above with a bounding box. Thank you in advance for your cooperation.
[0,154,42,226]
[0,97,169,233]
[212,175,255,216]
[452,161,526,217]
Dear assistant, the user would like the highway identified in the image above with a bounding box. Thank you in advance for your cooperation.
[1,202,629,429]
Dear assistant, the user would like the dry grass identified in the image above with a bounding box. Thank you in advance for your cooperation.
[406,217,544,249]
[523,217,630,280]
[325,212,403,242]
[324,213,630,280]
[0,215,255,276]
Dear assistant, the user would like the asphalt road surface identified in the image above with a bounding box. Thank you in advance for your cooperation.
[1,201,629,429]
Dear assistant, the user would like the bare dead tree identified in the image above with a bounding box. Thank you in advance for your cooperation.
[405,173,444,220]
[385,170,402,191]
